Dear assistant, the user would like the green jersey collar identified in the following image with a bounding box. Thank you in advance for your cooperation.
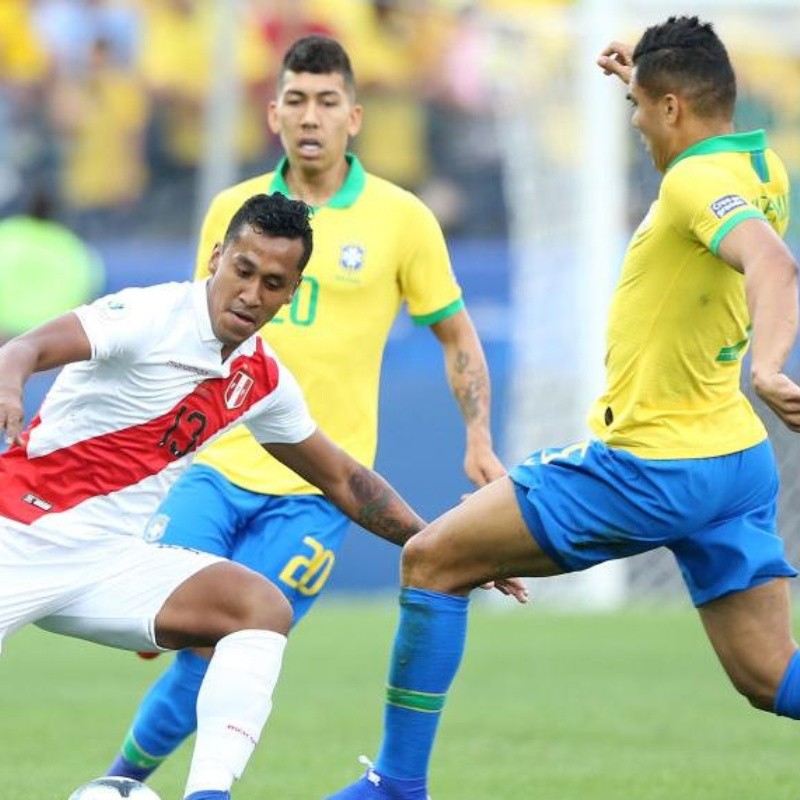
[269,152,366,209]
[667,129,768,172]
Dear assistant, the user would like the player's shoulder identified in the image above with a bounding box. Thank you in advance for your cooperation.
[362,171,437,217]
[97,280,193,317]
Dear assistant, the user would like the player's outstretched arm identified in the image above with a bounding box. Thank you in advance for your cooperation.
[264,431,426,545]
[430,309,506,486]
[718,218,800,431]
[597,40,634,85]
[0,312,91,445]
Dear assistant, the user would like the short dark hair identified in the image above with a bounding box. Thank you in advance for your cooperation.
[279,35,356,99]
[633,16,736,119]
[223,193,313,273]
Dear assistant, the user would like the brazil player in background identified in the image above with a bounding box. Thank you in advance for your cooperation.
[107,34,509,782]
[325,16,800,800]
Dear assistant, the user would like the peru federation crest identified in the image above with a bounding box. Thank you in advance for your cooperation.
[339,244,365,272]
[225,370,254,410]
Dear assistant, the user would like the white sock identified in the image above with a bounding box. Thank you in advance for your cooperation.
[183,628,287,797]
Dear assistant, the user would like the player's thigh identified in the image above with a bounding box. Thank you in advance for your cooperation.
[698,578,796,704]
[145,464,244,556]
[233,494,350,625]
[403,476,563,594]
[36,537,223,652]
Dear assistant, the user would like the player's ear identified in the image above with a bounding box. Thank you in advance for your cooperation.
[208,243,222,276]
[348,103,363,137]
[285,275,302,304]
[267,100,280,135]
[663,93,680,124]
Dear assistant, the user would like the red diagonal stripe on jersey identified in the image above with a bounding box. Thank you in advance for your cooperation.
[0,349,278,525]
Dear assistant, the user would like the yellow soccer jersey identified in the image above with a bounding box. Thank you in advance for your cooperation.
[195,154,464,493]
[589,130,790,458]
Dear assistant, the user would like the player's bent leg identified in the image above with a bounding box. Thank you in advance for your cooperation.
[699,578,798,713]
[402,476,564,593]
[327,479,564,800]
[154,560,292,648]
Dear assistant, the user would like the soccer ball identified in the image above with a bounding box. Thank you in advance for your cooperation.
[67,776,162,800]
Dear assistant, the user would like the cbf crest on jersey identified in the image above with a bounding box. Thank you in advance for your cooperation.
[339,244,365,272]
[225,370,254,410]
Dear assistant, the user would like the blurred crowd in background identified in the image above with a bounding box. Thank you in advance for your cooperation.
[0,0,559,244]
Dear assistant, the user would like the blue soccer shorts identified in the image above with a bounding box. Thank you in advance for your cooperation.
[509,438,797,606]
[142,464,350,624]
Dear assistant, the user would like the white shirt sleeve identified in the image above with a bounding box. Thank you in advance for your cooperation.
[243,360,317,444]
[73,286,167,361]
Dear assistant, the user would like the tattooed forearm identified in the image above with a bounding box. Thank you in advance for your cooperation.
[452,348,489,424]
[348,466,424,546]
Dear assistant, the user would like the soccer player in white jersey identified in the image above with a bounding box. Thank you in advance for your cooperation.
[0,193,427,800]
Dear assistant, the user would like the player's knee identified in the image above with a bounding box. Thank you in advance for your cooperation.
[231,574,293,636]
[728,670,778,712]
[402,526,459,591]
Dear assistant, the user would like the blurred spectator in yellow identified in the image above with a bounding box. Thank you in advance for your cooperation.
[138,0,272,219]
[337,0,446,191]
[0,0,52,210]
[0,187,104,345]
[49,37,149,237]
[32,0,141,78]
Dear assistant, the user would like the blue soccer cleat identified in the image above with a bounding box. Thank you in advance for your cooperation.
[184,792,230,800]
[324,757,430,800]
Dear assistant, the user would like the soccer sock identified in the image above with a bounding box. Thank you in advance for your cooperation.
[184,628,286,797]
[108,649,209,780]
[375,587,469,780]
[774,649,800,718]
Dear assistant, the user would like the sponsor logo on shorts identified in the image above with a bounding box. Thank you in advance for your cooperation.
[22,493,52,511]
[143,513,170,542]
[710,194,748,218]
[224,370,254,410]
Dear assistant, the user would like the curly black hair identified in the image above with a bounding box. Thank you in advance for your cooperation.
[223,192,314,272]
[633,15,736,119]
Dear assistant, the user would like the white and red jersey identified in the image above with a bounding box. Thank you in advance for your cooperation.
[0,280,316,539]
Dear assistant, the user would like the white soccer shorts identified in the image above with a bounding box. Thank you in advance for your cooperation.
[0,515,223,654]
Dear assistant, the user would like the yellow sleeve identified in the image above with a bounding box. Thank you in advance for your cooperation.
[661,163,767,256]
[399,196,463,325]
[194,197,227,280]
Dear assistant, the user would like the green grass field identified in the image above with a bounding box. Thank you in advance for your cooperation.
[1,598,797,800]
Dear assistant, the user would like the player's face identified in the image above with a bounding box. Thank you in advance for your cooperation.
[207,224,304,358]
[627,70,673,173]
[269,70,362,175]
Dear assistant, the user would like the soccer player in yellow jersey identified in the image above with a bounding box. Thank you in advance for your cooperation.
[107,35,507,784]
[326,16,800,800]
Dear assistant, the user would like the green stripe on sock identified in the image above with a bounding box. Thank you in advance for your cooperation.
[121,732,168,769]
[386,684,446,713]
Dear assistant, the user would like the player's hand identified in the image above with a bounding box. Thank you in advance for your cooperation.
[753,372,800,432]
[597,41,634,85]
[464,442,506,487]
[480,577,530,604]
[0,387,25,446]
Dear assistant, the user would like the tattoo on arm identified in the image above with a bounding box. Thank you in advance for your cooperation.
[348,466,423,545]
[453,348,488,424]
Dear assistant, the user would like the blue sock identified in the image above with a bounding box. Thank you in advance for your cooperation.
[375,587,469,780]
[184,792,229,800]
[774,649,800,718]
[110,650,209,777]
